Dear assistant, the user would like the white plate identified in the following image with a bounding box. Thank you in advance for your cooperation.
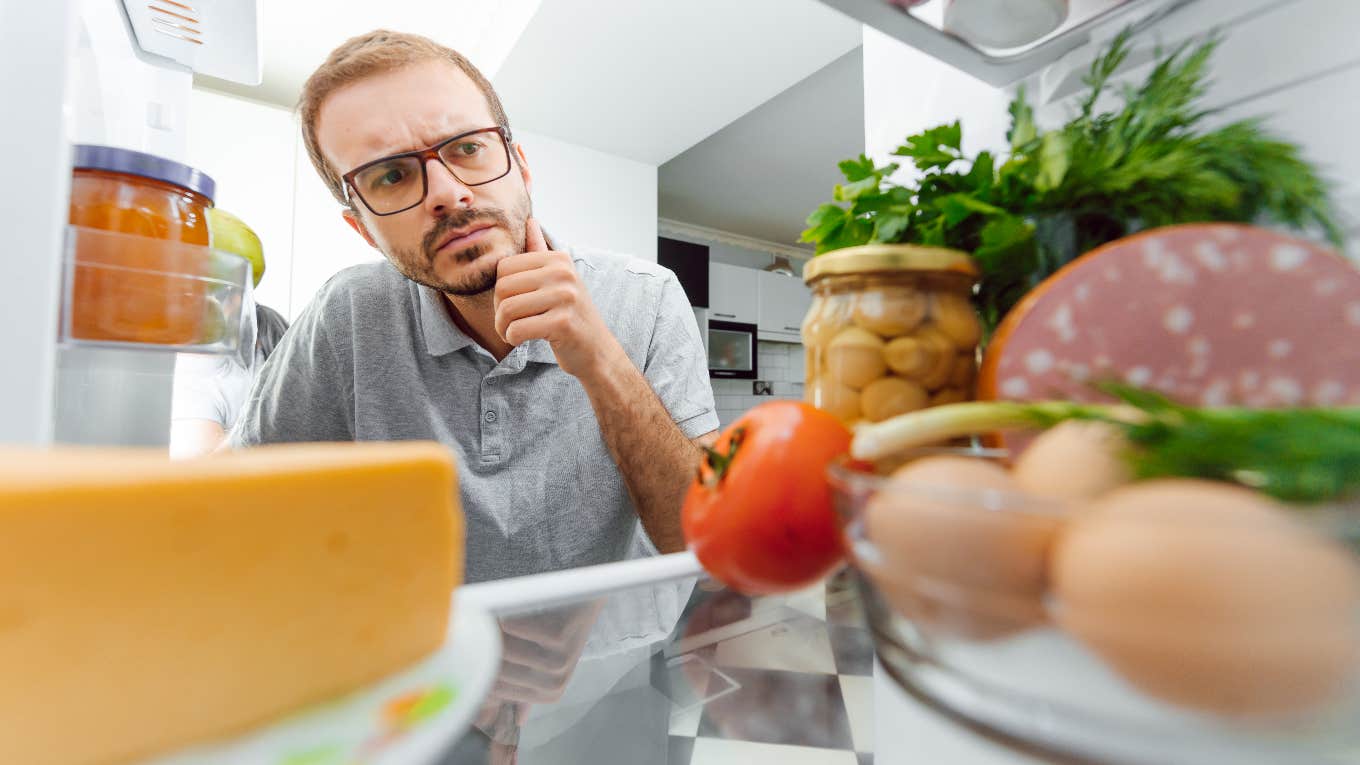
[143,595,501,765]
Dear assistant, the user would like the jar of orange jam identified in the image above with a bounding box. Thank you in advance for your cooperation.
[68,145,216,345]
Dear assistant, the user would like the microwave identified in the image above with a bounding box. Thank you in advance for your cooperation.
[707,319,758,379]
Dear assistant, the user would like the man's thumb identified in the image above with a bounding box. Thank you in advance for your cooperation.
[525,217,549,252]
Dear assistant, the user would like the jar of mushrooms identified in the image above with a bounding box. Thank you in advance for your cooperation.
[802,245,981,427]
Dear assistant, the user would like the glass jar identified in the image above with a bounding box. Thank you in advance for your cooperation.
[68,145,217,345]
[802,244,980,427]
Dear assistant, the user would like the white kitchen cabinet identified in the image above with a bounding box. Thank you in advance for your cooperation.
[757,270,812,342]
[708,262,759,324]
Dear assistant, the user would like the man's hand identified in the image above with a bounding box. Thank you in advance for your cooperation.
[494,219,626,380]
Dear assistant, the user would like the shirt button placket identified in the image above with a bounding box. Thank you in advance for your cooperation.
[481,377,504,464]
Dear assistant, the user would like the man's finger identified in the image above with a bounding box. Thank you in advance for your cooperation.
[524,217,549,253]
[496,252,554,282]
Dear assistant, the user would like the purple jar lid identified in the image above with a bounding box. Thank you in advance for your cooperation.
[72,144,216,202]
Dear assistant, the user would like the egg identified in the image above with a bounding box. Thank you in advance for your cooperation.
[929,292,983,348]
[1012,421,1132,501]
[825,327,888,389]
[862,456,1061,640]
[1052,479,1360,718]
[860,377,929,423]
[809,377,861,423]
[853,289,927,337]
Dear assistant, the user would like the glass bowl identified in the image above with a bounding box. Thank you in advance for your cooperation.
[828,451,1360,765]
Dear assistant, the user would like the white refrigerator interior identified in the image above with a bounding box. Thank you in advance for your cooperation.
[3,0,261,448]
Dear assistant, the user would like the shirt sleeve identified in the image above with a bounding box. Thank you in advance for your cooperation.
[229,292,355,447]
[170,353,234,425]
[643,274,720,439]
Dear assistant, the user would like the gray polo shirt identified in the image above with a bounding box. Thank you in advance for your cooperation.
[230,245,718,583]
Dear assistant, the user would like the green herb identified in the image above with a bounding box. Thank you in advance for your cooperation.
[852,384,1360,505]
[801,30,1342,334]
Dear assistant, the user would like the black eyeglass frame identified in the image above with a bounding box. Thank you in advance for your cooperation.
[340,126,513,216]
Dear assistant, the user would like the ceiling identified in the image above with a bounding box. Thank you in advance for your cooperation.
[196,0,867,246]
[200,0,862,166]
[195,0,542,107]
[491,0,862,165]
[658,47,864,249]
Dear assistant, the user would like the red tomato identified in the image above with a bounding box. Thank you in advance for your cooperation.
[681,401,852,595]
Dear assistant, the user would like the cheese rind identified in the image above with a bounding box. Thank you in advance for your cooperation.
[0,442,462,765]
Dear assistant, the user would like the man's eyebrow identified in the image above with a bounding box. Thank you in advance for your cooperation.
[360,126,486,164]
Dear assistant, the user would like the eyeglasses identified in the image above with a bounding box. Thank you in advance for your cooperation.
[341,126,513,216]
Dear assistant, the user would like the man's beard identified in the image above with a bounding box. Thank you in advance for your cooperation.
[387,200,529,297]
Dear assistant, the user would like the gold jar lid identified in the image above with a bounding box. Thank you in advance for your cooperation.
[803,243,979,284]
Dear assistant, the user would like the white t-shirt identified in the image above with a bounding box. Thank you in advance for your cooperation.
[171,304,289,428]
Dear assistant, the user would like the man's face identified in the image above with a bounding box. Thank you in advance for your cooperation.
[317,59,532,296]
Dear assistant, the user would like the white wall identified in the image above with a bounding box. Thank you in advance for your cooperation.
[516,127,658,261]
[187,89,661,323]
[286,134,384,321]
[185,89,301,319]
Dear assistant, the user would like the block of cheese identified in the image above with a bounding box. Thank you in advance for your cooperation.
[0,442,462,765]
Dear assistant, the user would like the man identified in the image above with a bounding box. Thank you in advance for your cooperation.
[230,30,718,583]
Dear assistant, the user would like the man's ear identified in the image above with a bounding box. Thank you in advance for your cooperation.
[342,207,379,249]
[514,142,533,198]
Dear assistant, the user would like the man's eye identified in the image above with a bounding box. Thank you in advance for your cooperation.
[372,167,408,188]
[454,142,483,157]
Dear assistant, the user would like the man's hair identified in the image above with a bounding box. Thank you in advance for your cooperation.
[298,29,512,207]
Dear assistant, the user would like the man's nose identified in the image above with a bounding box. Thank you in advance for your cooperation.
[423,156,474,214]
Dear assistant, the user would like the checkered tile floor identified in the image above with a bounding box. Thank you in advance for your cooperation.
[659,569,876,765]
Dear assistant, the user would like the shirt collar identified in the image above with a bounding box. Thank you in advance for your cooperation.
[416,283,475,357]
[415,283,560,367]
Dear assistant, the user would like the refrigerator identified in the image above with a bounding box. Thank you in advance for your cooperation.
[1,0,262,449]
[1,2,1357,763]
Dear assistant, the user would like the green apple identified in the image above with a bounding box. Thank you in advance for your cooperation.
[208,207,265,288]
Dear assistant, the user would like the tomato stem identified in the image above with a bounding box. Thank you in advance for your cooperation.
[702,427,745,487]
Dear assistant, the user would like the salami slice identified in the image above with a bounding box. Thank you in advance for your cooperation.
[979,224,1360,414]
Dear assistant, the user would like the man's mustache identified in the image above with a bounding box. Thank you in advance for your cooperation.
[422,209,513,261]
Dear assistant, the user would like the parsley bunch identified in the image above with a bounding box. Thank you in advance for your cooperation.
[801,30,1342,335]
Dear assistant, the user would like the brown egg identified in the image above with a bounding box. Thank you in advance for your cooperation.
[826,327,888,389]
[1052,480,1360,718]
[861,377,929,423]
[853,289,928,337]
[929,388,969,406]
[1013,421,1132,501]
[930,292,983,348]
[862,456,1061,640]
[802,295,852,347]
[809,377,861,423]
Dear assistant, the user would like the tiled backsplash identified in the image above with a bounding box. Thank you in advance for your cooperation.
[711,341,806,427]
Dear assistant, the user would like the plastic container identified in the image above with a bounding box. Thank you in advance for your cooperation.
[801,244,981,427]
[827,453,1360,764]
[60,225,251,354]
[67,145,217,345]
